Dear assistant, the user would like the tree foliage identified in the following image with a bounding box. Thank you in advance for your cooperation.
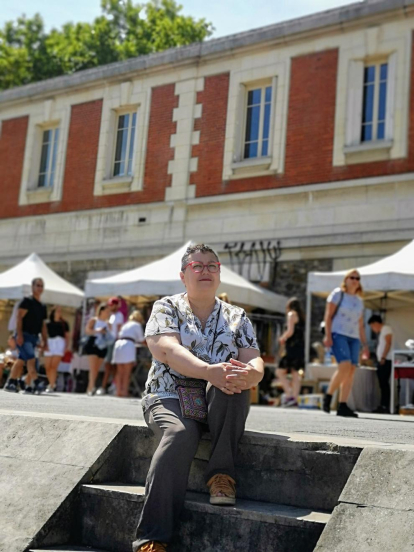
[0,0,213,90]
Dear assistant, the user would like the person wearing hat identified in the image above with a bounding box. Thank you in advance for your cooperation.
[96,297,125,395]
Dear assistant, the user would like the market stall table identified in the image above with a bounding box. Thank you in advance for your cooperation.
[391,350,414,414]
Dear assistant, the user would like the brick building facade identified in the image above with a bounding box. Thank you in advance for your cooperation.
[0,0,413,318]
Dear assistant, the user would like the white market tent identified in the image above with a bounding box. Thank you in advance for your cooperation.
[85,242,287,313]
[0,252,84,308]
[305,239,414,361]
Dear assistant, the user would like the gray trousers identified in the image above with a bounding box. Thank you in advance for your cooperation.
[132,386,250,550]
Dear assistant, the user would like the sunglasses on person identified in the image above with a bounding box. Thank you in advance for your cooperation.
[348,276,361,281]
[183,261,221,273]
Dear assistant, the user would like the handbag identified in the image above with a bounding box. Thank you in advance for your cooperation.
[62,350,73,363]
[172,304,222,424]
[176,378,208,423]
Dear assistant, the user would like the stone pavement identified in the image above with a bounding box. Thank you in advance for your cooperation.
[1,391,413,447]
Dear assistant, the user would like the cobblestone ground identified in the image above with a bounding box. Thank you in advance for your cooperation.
[1,391,413,446]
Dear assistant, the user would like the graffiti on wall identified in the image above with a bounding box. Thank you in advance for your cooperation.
[223,240,281,285]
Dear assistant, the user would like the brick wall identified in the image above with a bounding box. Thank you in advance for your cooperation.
[0,116,29,218]
[0,85,177,217]
[1,37,414,214]
[209,41,414,196]
[190,73,230,197]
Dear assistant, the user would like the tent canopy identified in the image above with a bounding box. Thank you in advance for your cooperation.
[0,253,84,308]
[85,242,287,313]
[307,239,414,309]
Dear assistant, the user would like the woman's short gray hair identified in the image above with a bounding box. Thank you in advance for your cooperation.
[181,244,220,271]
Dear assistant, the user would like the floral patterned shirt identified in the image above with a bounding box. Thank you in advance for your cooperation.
[141,293,259,412]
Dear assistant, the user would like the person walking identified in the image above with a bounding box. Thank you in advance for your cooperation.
[4,278,48,394]
[277,297,305,407]
[83,303,110,396]
[44,306,71,393]
[368,314,393,414]
[132,243,264,552]
[96,297,124,395]
[323,269,369,417]
[112,310,145,397]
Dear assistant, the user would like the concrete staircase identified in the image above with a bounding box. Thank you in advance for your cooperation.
[30,426,362,552]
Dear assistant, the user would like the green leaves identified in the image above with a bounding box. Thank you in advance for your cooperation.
[0,0,213,90]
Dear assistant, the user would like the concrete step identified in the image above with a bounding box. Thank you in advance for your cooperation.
[112,426,362,511]
[79,483,330,552]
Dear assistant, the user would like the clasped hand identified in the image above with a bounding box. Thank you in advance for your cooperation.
[207,358,257,396]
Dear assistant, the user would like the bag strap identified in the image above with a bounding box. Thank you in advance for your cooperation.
[332,291,344,321]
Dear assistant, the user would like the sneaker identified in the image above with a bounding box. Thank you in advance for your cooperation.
[337,404,358,418]
[4,381,19,393]
[86,389,96,397]
[44,385,55,394]
[284,397,298,407]
[137,542,167,551]
[18,378,26,391]
[95,387,106,396]
[24,386,35,395]
[107,382,117,395]
[207,473,236,505]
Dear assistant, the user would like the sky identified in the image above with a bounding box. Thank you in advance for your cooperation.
[1,0,360,38]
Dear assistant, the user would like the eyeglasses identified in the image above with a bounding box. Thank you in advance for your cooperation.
[183,261,221,273]
[348,276,360,281]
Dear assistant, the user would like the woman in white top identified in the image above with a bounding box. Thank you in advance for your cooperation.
[84,303,110,396]
[323,269,369,418]
[113,310,145,397]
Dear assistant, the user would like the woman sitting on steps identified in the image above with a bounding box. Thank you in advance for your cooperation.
[132,243,264,552]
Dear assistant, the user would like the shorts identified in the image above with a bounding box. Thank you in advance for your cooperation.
[278,355,304,372]
[82,336,107,359]
[331,333,360,365]
[112,339,137,364]
[16,332,38,362]
[44,336,65,357]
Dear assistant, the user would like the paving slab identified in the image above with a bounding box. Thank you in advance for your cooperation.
[0,392,413,448]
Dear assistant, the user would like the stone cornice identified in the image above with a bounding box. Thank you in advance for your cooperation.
[1,0,414,106]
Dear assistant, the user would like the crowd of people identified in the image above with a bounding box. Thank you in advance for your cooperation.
[1,279,146,397]
[0,255,396,420]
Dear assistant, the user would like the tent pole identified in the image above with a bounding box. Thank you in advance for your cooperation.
[305,291,312,378]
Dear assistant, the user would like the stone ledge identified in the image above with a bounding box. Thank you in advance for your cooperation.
[81,483,331,526]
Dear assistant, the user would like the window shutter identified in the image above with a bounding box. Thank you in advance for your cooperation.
[345,60,364,146]
[385,52,397,141]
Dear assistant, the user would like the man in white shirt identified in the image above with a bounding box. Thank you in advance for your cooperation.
[368,314,393,414]
[96,297,125,396]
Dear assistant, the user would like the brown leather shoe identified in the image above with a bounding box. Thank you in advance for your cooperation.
[207,473,236,505]
[138,542,167,551]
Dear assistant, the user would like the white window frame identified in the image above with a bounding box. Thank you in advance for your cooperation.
[37,125,60,189]
[336,45,404,166]
[222,60,289,181]
[242,82,273,161]
[94,81,150,196]
[111,110,138,179]
[18,97,71,206]
[360,61,388,144]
